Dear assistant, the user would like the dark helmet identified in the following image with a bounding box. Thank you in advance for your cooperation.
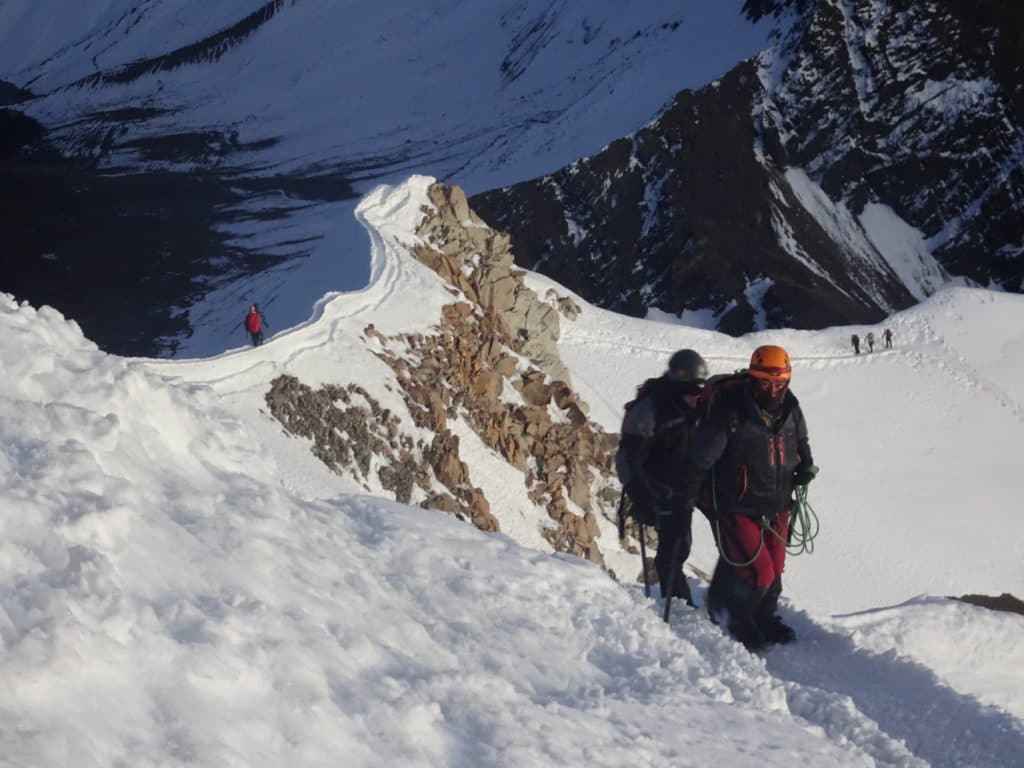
[667,349,708,383]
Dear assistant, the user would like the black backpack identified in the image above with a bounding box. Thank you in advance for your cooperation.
[615,377,665,535]
[697,371,748,421]
[615,371,748,534]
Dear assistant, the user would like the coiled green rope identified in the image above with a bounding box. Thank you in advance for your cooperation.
[711,465,821,566]
[781,481,820,556]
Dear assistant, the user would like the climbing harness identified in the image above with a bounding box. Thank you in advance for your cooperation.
[710,465,821,567]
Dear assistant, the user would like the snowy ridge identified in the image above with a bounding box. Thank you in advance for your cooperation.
[2,176,1024,765]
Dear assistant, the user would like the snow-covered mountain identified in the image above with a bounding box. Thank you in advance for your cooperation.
[0,0,771,356]
[473,0,1024,333]
[4,175,1023,766]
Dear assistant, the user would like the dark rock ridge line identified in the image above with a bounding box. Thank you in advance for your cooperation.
[0,80,32,106]
[66,0,290,91]
[472,0,1023,334]
[954,593,1024,617]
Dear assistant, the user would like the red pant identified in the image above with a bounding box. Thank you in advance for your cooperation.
[721,510,789,588]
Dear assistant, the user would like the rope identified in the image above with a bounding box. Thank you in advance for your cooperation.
[778,481,820,556]
[712,516,763,567]
[710,466,821,566]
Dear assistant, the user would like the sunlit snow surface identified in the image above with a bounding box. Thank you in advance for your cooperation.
[2,177,1023,766]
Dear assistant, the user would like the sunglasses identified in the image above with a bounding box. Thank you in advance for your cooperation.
[754,376,789,390]
[752,366,791,378]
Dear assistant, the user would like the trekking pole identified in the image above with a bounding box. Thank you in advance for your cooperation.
[638,524,651,598]
[662,532,686,623]
[619,493,651,598]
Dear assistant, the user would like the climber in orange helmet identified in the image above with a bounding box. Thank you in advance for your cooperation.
[678,345,816,650]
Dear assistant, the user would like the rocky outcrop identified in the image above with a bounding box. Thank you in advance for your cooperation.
[414,184,572,384]
[472,1,1024,333]
[361,183,625,566]
[265,375,498,532]
[369,303,613,566]
[267,183,628,571]
[759,0,1024,290]
[0,80,32,107]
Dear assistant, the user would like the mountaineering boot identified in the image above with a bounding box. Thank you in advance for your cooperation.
[658,570,695,607]
[756,577,796,644]
[655,520,695,609]
[725,578,769,652]
[759,615,796,645]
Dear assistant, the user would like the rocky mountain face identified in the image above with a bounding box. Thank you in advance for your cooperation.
[265,184,646,574]
[472,0,1024,333]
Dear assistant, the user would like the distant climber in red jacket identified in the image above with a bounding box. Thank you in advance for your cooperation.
[243,304,269,346]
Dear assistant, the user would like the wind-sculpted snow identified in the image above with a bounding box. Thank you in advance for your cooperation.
[2,177,1023,765]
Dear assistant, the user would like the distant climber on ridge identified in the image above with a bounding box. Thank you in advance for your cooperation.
[677,345,816,650]
[851,333,860,355]
[883,328,893,349]
[243,303,269,347]
[616,349,709,607]
[866,332,875,353]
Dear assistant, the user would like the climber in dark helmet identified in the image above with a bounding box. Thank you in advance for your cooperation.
[616,349,709,606]
[678,345,816,650]
[242,303,269,347]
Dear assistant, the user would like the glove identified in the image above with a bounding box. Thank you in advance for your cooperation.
[793,465,818,486]
[625,481,656,526]
[625,479,651,506]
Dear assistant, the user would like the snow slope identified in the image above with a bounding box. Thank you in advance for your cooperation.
[2,176,1023,766]
[3,1,770,188]
[1,0,773,357]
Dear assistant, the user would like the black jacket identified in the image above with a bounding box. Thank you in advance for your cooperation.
[617,376,700,508]
[682,382,812,519]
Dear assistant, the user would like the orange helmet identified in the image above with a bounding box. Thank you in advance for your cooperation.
[749,345,791,381]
